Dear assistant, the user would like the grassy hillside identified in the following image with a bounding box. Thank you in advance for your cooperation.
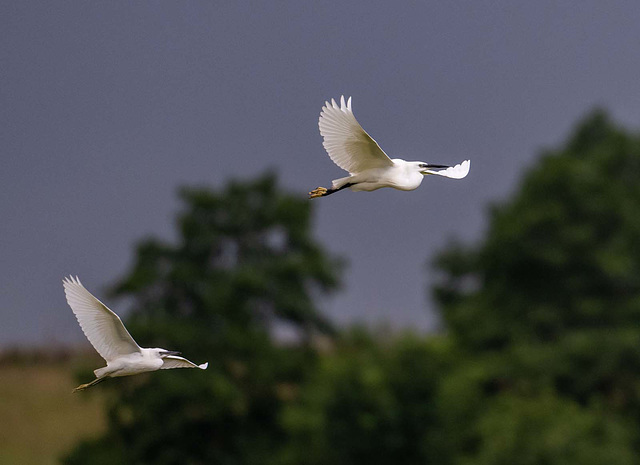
[0,350,107,465]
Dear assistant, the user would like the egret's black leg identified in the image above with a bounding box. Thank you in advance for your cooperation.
[322,183,354,196]
[309,183,354,199]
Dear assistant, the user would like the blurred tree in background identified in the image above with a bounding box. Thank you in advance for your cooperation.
[433,110,640,462]
[436,110,640,350]
[278,330,458,465]
[65,111,640,465]
[65,173,342,465]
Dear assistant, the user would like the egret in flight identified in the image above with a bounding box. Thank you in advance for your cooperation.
[309,96,470,198]
[63,276,207,392]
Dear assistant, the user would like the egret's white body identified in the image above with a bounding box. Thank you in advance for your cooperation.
[309,96,470,198]
[63,276,207,392]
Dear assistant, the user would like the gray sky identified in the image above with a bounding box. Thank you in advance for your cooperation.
[2,1,640,347]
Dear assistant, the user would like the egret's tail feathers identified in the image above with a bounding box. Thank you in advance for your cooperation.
[94,366,109,378]
[331,176,353,189]
[425,160,470,179]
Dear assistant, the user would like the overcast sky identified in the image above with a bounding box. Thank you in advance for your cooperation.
[2,1,640,347]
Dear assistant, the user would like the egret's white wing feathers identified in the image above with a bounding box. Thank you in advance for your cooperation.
[63,276,140,362]
[318,95,394,174]
[161,355,208,370]
[424,159,471,179]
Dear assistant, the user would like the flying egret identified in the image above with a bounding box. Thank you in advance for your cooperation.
[63,276,208,392]
[309,96,470,198]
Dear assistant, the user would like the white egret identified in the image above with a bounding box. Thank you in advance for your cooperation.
[63,276,208,392]
[309,96,470,198]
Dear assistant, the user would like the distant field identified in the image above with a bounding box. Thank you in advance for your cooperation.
[0,351,107,465]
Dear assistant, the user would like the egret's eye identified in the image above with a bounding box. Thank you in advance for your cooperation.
[419,163,427,168]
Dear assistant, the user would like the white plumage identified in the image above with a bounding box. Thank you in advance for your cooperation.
[63,276,207,392]
[309,95,470,198]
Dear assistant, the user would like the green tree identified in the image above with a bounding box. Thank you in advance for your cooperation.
[279,330,457,465]
[64,173,342,465]
[468,393,634,465]
[435,110,640,351]
[433,111,640,461]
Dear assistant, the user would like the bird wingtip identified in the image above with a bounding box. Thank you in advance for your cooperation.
[199,362,209,370]
[63,275,83,287]
[321,95,352,112]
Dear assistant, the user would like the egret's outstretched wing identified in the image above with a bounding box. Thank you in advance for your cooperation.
[161,355,208,370]
[63,276,140,362]
[318,95,394,174]
[424,160,470,179]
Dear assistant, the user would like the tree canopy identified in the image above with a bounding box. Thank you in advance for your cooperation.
[435,110,640,350]
[431,110,640,462]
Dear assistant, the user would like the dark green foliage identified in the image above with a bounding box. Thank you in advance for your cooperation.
[468,393,635,465]
[64,173,341,465]
[114,172,340,340]
[432,111,640,461]
[435,110,640,350]
[279,330,457,465]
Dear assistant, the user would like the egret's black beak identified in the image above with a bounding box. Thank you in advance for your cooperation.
[162,350,181,356]
[421,164,450,175]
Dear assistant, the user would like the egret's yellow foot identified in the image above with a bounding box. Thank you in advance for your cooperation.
[73,383,90,393]
[309,187,327,199]
[72,377,105,393]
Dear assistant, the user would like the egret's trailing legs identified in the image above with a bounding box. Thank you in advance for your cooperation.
[309,183,353,198]
[73,377,107,393]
